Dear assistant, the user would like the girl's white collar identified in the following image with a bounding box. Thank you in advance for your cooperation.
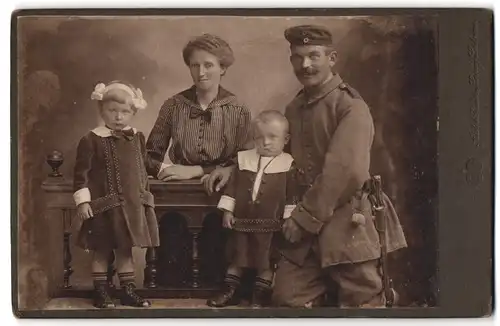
[91,125,137,137]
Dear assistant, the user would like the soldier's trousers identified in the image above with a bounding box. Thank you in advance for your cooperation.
[272,251,385,307]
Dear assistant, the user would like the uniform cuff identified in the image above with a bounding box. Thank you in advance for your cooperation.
[283,205,296,219]
[217,195,235,213]
[291,204,323,234]
[73,188,91,206]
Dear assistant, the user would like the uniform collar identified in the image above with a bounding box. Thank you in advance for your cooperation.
[91,125,136,137]
[300,73,343,105]
[176,85,237,110]
[237,148,294,174]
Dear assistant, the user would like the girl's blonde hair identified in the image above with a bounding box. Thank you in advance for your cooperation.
[90,80,147,111]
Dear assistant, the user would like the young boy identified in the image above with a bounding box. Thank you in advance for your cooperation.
[206,110,298,308]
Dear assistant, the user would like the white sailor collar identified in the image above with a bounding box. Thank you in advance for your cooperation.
[237,148,294,174]
[91,125,137,138]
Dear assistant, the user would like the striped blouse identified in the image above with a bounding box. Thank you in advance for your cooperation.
[145,85,253,177]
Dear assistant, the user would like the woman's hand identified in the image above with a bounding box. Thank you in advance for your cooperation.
[203,166,234,195]
[222,211,235,229]
[159,165,204,181]
[77,202,93,221]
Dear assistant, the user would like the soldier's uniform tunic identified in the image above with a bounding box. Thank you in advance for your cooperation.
[272,73,407,307]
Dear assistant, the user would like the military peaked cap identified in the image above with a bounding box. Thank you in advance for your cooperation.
[284,25,334,46]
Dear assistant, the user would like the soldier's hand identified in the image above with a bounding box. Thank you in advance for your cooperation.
[77,202,93,220]
[222,212,235,229]
[282,218,304,243]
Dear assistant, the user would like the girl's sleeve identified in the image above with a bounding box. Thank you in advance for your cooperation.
[73,134,94,206]
[216,166,239,213]
[283,161,299,219]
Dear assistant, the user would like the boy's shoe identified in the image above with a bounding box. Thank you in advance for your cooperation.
[206,283,241,307]
[250,287,272,308]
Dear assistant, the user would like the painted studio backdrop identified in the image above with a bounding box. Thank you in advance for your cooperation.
[17,15,438,309]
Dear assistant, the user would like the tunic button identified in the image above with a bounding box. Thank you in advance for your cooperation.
[255,200,260,205]
[308,166,313,171]
[299,207,304,212]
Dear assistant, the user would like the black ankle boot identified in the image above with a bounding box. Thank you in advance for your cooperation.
[206,282,241,307]
[251,286,272,308]
[120,283,151,307]
[93,281,115,309]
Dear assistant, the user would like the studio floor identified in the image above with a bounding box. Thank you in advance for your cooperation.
[44,298,248,310]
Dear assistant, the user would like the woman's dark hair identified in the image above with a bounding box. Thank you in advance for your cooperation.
[182,33,235,69]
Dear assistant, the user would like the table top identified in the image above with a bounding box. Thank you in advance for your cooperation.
[41,176,206,193]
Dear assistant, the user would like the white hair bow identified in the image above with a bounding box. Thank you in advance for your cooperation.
[90,82,148,110]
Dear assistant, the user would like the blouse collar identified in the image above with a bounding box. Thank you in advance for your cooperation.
[176,85,238,110]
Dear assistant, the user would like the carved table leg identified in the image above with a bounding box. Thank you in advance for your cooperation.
[62,209,73,289]
[107,251,116,290]
[144,247,158,288]
[191,230,201,288]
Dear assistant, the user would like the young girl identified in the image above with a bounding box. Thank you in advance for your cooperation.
[73,81,160,308]
[206,110,298,308]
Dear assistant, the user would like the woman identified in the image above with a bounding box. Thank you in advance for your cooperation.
[146,33,252,189]
[146,34,252,286]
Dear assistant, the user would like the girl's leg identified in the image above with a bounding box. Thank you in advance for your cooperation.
[114,247,151,307]
[206,264,244,307]
[251,269,274,307]
[92,249,115,308]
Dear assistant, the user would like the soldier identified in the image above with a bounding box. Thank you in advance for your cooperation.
[272,25,407,308]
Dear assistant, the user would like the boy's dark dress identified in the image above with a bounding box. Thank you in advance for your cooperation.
[218,149,297,271]
[73,127,160,250]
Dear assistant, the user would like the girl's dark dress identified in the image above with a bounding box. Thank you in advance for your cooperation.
[217,149,298,271]
[73,126,160,251]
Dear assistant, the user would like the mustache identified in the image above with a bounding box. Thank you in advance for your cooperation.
[295,67,319,76]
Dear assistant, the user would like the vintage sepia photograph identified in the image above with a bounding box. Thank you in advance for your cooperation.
[14,11,441,315]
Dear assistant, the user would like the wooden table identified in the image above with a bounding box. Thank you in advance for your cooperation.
[41,176,223,299]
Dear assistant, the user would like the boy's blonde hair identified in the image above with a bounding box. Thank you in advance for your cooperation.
[253,110,289,134]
